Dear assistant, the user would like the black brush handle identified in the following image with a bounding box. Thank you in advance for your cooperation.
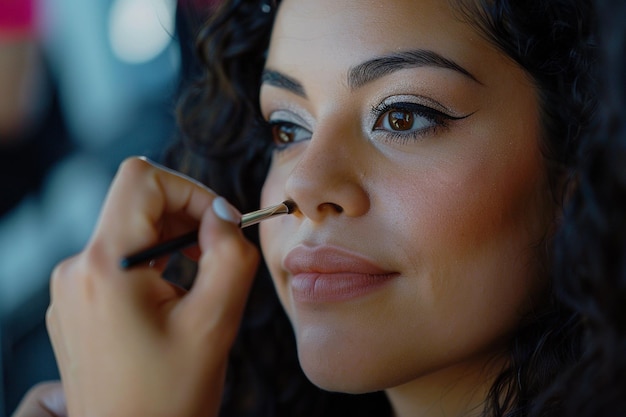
[119,231,198,269]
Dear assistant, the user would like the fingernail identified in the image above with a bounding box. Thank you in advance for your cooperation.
[212,196,241,225]
[137,155,157,165]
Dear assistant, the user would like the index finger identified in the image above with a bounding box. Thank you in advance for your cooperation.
[88,157,216,262]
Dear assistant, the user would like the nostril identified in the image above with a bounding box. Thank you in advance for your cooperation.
[319,202,344,213]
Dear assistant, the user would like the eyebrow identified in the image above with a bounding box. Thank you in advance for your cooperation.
[261,49,481,97]
[261,70,307,97]
[348,49,481,89]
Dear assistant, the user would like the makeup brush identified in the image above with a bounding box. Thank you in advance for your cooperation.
[120,200,297,269]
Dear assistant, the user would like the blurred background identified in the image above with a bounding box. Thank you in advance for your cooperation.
[0,0,217,415]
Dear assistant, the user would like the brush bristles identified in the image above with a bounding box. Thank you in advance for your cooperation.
[283,200,297,214]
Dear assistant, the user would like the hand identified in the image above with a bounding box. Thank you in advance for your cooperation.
[46,157,259,417]
[11,382,67,417]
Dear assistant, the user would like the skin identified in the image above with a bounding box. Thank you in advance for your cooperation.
[259,0,553,415]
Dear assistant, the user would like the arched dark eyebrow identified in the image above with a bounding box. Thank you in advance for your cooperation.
[261,69,307,98]
[347,49,482,89]
[261,49,481,98]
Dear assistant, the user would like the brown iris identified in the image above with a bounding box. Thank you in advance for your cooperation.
[388,110,414,131]
[273,124,295,144]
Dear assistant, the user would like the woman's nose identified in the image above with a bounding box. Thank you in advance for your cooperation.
[284,122,370,223]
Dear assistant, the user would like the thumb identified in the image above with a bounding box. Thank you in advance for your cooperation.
[179,197,259,347]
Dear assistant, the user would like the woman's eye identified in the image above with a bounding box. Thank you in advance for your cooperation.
[372,102,460,137]
[381,110,421,131]
[270,121,311,147]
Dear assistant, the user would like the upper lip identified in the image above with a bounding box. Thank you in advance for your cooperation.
[283,245,395,275]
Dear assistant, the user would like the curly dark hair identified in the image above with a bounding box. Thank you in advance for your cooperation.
[162,0,598,416]
[533,0,626,415]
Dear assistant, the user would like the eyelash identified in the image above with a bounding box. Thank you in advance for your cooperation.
[267,120,311,150]
[266,101,467,151]
[370,101,464,143]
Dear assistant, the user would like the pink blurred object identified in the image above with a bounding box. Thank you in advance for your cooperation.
[0,0,36,38]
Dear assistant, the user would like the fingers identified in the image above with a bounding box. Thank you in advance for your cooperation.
[44,159,260,417]
[49,158,259,339]
[49,156,258,312]
[178,197,260,350]
[89,157,216,265]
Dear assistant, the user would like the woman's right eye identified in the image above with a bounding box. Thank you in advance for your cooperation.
[269,121,312,148]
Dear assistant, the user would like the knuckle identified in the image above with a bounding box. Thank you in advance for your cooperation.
[50,249,103,302]
[82,241,108,272]
[114,157,165,214]
[23,381,62,402]
[45,304,55,330]
[116,157,156,188]
[116,156,158,186]
[117,156,153,180]
[49,255,77,296]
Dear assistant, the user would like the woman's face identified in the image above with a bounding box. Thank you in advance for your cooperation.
[259,0,552,399]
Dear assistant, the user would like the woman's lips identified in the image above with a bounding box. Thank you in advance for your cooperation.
[283,245,399,303]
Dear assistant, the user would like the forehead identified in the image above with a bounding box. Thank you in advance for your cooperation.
[266,0,491,77]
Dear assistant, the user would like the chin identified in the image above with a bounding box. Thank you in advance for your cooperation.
[296,343,400,395]
[302,367,380,395]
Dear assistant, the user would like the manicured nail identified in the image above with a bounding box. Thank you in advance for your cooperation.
[212,196,241,225]
[137,155,157,165]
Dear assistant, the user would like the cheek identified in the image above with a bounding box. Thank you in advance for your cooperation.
[260,152,297,207]
[408,98,550,269]
[259,158,291,264]
[357,146,551,380]
[376,113,552,322]
[259,160,282,258]
[259,160,294,312]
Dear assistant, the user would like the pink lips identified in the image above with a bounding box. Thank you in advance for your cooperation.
[283,245,398,303]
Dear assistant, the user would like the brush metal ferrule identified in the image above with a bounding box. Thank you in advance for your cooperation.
[240,201,292,228]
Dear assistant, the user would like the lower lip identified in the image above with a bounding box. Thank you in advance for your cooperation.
[290,272,397,303]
